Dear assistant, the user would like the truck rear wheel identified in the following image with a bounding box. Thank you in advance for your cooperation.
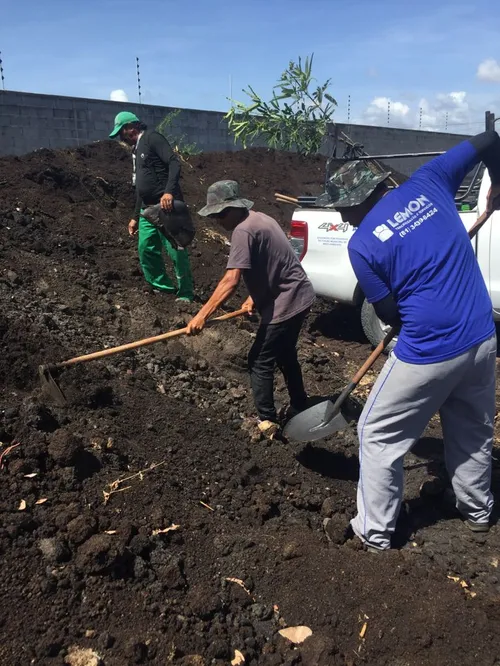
[360,299,397,354]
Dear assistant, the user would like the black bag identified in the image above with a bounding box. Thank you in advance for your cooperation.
[142,200,196,250]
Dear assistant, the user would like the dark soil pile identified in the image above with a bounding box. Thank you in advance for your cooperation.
[0,141,499,666]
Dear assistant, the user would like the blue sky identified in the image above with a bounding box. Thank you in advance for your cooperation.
[1,0,499,133]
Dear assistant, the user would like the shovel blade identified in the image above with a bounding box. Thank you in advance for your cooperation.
[283,400,349,443]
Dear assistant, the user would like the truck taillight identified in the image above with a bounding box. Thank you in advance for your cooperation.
[289,221,308,261]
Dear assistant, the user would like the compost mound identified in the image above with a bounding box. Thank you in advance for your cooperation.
[0,141,499,666]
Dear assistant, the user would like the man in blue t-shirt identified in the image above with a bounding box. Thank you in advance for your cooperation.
[322,130,500,551]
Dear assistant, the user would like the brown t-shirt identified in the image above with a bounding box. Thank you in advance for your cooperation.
[227,211,315,324]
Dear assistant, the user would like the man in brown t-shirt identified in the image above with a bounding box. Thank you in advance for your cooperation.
[187,180,315,437]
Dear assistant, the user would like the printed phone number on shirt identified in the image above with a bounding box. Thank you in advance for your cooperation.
[399,207,438,237]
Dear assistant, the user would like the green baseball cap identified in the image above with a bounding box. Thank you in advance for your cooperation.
[109,111,140,138]
[198,180,254,217]
[315,161,391,208]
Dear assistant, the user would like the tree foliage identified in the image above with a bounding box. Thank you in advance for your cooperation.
[224,54,337,155]
[157,110,200,156]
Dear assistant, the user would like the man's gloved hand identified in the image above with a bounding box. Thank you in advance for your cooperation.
[486,183,500,214]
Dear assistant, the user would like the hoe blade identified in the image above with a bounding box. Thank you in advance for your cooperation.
[38,365,67,407]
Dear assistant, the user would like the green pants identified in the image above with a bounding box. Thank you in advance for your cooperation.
[138,215,194,300]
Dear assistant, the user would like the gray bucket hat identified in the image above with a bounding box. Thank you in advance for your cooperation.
[198,180,254,217]
[315,161,391,208]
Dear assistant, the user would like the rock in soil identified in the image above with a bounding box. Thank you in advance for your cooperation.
[74,534,124,575]
[64,646,103,666]
[48,429,83,466]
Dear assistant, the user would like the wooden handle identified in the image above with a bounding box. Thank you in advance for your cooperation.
[57,308,247,369]
[467,209,492,240]
[275,192,299,204]
[352,328,398,384]
[276,199,299,206]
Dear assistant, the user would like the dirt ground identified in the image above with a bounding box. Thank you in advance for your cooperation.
[0,141,499,666]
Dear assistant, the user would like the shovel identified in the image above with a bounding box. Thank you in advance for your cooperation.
[283,208,493,443]
[39,308,246,406]
[283,327,397,442]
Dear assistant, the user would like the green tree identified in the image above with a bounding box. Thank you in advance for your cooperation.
[224,54,337,156]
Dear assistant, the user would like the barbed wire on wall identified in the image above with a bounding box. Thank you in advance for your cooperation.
[342,95,495,135]
[0,51,5,91]
[136,57,142,104]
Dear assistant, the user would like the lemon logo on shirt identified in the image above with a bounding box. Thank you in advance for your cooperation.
[373,224,394,242]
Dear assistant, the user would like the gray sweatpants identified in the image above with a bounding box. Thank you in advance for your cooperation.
[351,334,496,550]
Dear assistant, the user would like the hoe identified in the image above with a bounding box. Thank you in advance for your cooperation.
[39,309,246,406]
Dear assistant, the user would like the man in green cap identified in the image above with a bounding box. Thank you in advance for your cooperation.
[109,111,194,301]
[186,180,316,438]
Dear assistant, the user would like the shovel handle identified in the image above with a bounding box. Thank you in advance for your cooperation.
[352,327,398,385]
[329,327,397,414]
[467,209,492,240]
[54,308,247,370]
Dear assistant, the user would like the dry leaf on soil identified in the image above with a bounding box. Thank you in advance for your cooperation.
[278,626,312,644]
[24,472,38,478]
[447,575,470,589]
[35,498,48,505]
[18,499,26,511]
[231,649,245,665]
[102,460,166,504]
[152,524,180,535]
[225,577,255,599]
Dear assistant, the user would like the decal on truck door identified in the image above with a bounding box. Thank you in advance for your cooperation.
[318,222,350,233]
[317,220,351,246]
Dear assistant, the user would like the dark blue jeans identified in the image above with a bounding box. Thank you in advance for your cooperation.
[248,308,309,422]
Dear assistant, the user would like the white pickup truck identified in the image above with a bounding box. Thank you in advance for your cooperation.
[289,167,500,350]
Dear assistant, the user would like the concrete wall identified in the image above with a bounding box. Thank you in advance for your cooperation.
[0,90,472,175]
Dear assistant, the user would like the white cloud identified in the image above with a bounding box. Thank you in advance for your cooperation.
[361,91,474,132]
[363,97,411,128]
[110,89,128,102]
[419,91,469,131]
[477,59,500,83]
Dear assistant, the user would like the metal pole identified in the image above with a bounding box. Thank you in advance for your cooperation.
[355,151,445,160]
[136,57,142,104]
[0,51,5,90]
[485,110,495,131]
[347,95,351,123]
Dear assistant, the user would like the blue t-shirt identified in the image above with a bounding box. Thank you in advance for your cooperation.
[348,140,495,364]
